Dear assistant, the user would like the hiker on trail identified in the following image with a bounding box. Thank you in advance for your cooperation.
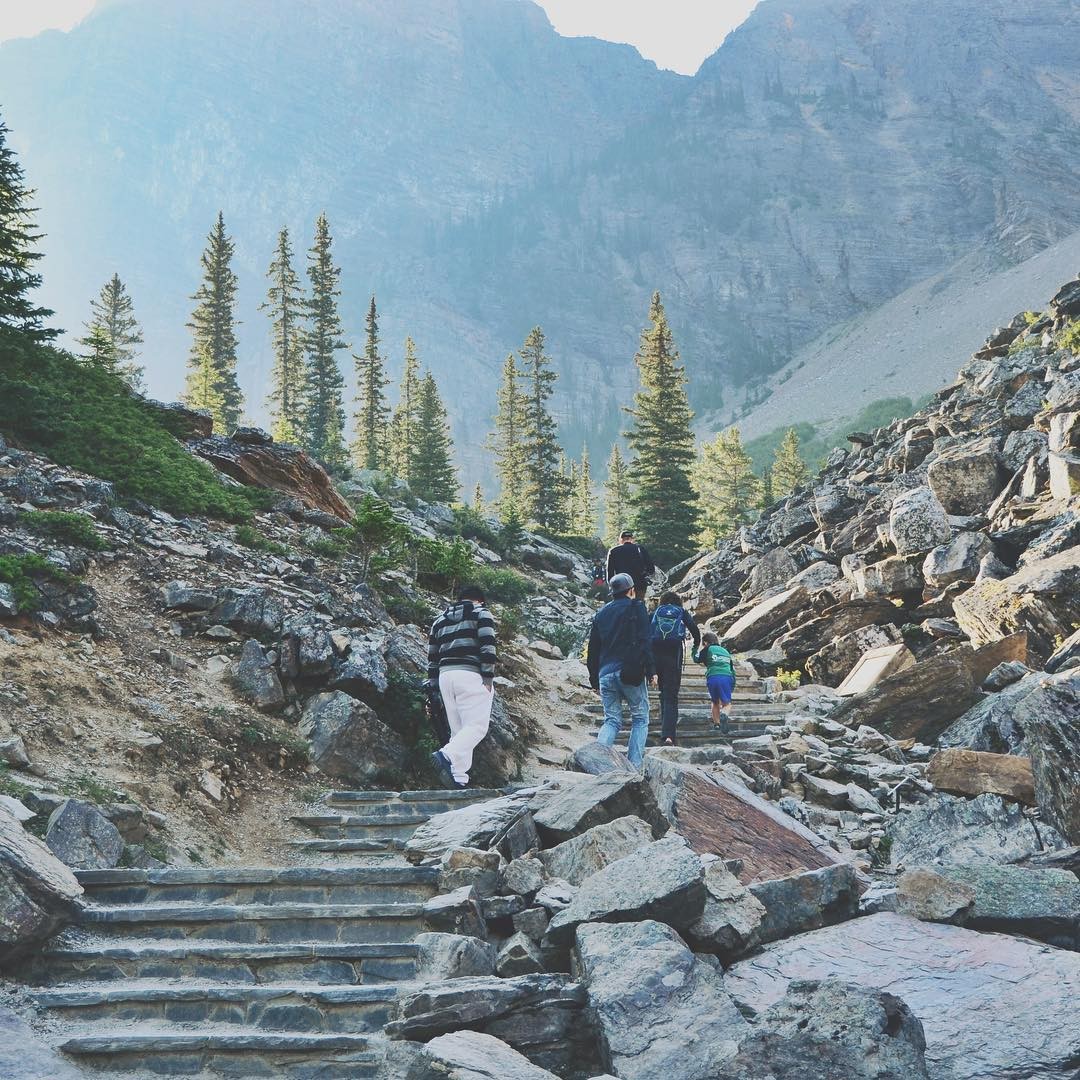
[586,572,655,768]
[427,585,497,789]
[589,557,607,600]
[605,530,656,599]
[651,591,701,746]
[692,631,736,734]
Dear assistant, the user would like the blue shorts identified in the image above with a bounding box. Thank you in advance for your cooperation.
[707,674,735,705]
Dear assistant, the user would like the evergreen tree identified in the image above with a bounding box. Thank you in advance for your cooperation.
[519,326,565,530]
[472,483,484,513]
[411,372,458,504]
[759,466,775,510]
[772,427,810,496]
[572,446,597,536]
[694,427,761,544]
[388,337,422,482]
[499,507,526,555]
[625,292,700,565]
[185,211,243,431]
[261,227,305,444]
[603,443,630,546]
[302,213,348,468]
[353,295,390,471]
[79,273,144,390]
[489,352,526,520]
[0,118,56,342]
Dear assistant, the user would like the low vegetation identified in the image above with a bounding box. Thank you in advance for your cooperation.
[20,509,110,551]
[0,553,75,612]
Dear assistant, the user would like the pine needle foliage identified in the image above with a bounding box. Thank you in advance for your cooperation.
[625,292,700,565]
[772,426,810,496]
[79,273,144,391]
[695,426,761,544]
[489,352,527,521]
[518,326,565,531]
[411,371,458,504]
[603,442,630,547]
[353,295,391,471]
[388,337,422,483]
[261,227,305,444]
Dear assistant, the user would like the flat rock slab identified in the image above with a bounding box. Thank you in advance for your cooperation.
[1025,668,1080,844]
[404,793,535,864]
[927,748,1035,805]
[420,1030,560,1079]
[725,912,1080,1080]
[538,815,655,887]
[0,1005,86,1079]
[532,773,665,846]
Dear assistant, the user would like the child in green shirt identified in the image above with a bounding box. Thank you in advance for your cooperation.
[692,631,736,733]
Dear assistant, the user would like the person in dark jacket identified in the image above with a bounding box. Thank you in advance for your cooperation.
[605,531,656,599]
[427,586,497,788]
[650,591,701,746]
[586,573,655,767]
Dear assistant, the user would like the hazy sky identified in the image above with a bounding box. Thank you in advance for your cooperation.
[0,0,757,73]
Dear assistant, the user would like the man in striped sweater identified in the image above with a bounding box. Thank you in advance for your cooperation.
[428,585,497,788]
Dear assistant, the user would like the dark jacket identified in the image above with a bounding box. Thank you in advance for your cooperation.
[587,596,655,689]
[428,600,497,681]
[650,604,701,650]
[606,542,655,586]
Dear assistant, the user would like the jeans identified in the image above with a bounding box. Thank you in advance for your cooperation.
[654,644,684,743]
[596,671,650,768]
[438,669,494,785]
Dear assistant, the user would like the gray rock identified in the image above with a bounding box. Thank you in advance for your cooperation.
[742,547,799,600]
[896,868,976,924]
[512,907,550,942]
[545,834,705,949]
[685,860,765,959]
[161,581,216,612]
[982,660,1030,691]
[574,919,747,1079]
[1025,669,1080,843]
[938,670,1054,753]
[0,736,29,769]
[569,742,634,776]
[328,635,390,696]
[538,815,655,887]
[0,1005,88,1080]
[497,932,545,976]
[406,793,537,865]
[749,864,860,945]
[233,638,285,712]
[886,793,1065,868]
[532,773,665,847]
[922,532,993,589]
[298,690,405,786]
[851,554,923,598]
[805,623,901,688]
[414,932,497,980]
[44,799,123,870]
[788,560,841,591]
[0,584,17,618]
[726,912,1080,1080]
[492,811,541,862]
[423,886,487,940]
[723,586,812,652]
[888,487,951,556]
[210,586,285,638]
[415,1031,560,1080]
[713,979,930,1079]
[927,437,1004,516]
[1045,627,1080,674]
[500,856,546,898]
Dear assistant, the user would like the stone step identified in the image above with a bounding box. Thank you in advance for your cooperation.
[585,702,790,716]
[291,813,431,841]
[612,729,768,745]
[28,942,420,987]
[59,1029,379,1078]
[74,866,439,906]
[323,788,506,813]
[287,838,407,856]
[37,982,406,1033]
[73,902,426,944]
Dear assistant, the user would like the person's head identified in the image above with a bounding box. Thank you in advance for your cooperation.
[619,530,635,545]
[659,591,682,608]
[701,631,719,647]
[608,572,635,599]
[457,585,487,605]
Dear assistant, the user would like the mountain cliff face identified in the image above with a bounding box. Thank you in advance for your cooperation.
[1,0,1079,471]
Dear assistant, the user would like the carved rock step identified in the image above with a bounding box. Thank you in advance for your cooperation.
[611,728,769,745]
[287,837,407,856]
[291,813,433,840]
[27,941,420,987]
[322,788,510,812]
[74,866,440,906]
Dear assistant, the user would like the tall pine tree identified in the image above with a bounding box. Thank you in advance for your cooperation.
[353,295,390,471]
[261,227,305,444]
[388,337,422,483]
[572,447,597,536]
[772,427,810,496]
[604,443,630,546]
[694,427,761,544]
[0,118,56,343]
[519,326,565,530]
[411,372,458,504]
[625,292,700,565]
[79,273,144,390]
[185,211,243,431]
[489,352,526,520]
[302,213,348,468]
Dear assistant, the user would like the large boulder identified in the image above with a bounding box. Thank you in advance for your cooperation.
[741,547,799,601]
[748,864,860,945]
[0,1004,89,1079]
[327,635,390,696]
[850,555,923,599]
[44,799,123,870]
[927,438,1004,516]
[685,860,766,959]
[414,933,497,980]
[713,979,930,1080]
[532,773,665,847]
[538,816,655,887]
[805,623,902,687]
[299,691,405,786]
[568,743,634,776]
[937,670,1058,754]
[0,805,82,964]
[721,586,811,652]
[210,587,286,639]
[926,749,1035,805]
[544,835,706,949]
[573,920,748,1080]
[922,532,994,589]
[409,1031,561,1080]
[405,792,536,865]
[233,638,285,712]
[725,913,1080,1080]
[775,597,899,666]
[888,487,951,556]
[1024,668,1080,843]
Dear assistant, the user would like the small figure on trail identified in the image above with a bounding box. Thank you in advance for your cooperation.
[589,557,607,600]
[605,529,656,600]
[650,591,701,746]
[692,631,736,734]
[586,572,655,768]
[427,585,497,789]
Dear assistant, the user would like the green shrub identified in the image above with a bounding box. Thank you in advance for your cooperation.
[451,506,503,552]
[0,336,263,521]
[416,537,475,593]
[542,623,586,658]
[0,553,74,611]
[234,524,289,557]
[306,534,348,560]
[498,605,525,642]
[385,593,434,626]
[21,510,110,551]
[533,529,600,562]
[337,496,410,581]
[774,667,802,690]
[1058,319,1080,354]
[474,565,532,605]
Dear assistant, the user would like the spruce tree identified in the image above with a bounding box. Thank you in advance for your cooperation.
[388,337,422,482]
[772,427,810,496]
[185,211,243,431]
[411,372,458,504]
[759,466,775,510]
[261,227,305,444]
[572,447,597,536]
[603,443,630,546]
[473,483,484,513]
[519,326,564,530]
[694,427,761,544]
[625,292,700,565]
[353,295,390,471]
[0,118,56,342]
[489,352,526,520]
[302,213,348,468]
[79,273,144,390]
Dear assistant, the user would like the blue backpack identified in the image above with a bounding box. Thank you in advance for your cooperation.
[651,604,686,643]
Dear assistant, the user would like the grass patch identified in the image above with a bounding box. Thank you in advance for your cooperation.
[1058,318,1080,354]
[20,510,110,551]
[234,524,289,557]
[0,553,76,612]
[305,533,348,560]
[62,772,117,805]
[0,764,33,801]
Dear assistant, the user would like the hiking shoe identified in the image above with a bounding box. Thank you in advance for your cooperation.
[663,738,674,746]
[430,751,463,789]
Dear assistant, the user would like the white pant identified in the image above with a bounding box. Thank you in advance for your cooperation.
[439,669,494,785]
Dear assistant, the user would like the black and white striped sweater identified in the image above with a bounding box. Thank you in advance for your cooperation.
[427,601,497,681]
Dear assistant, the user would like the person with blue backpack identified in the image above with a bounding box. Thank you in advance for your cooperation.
[650,591,701,746]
